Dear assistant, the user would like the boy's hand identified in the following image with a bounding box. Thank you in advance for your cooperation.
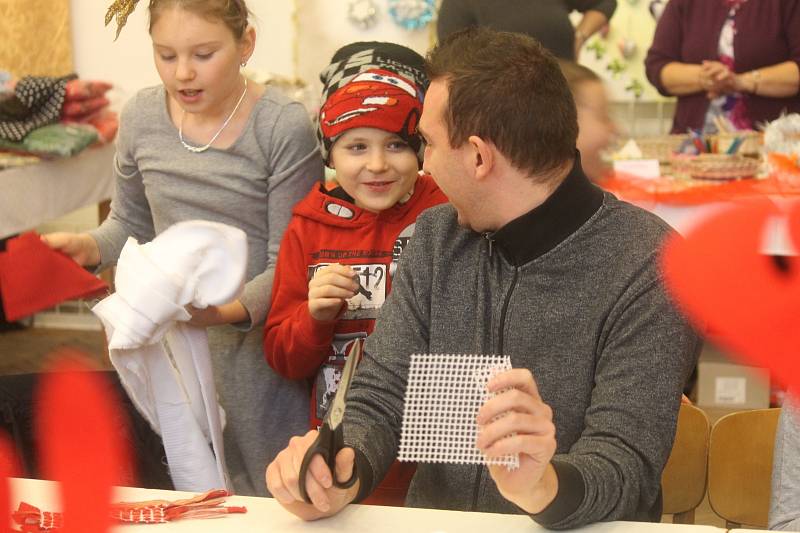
[41,232,101,267]
[266,429,360,520]
[476,368,558,514]
[308,264,358,322]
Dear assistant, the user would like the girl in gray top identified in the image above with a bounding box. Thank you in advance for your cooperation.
[45,0,323,496]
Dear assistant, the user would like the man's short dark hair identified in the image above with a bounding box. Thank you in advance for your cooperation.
[426,27,578,178]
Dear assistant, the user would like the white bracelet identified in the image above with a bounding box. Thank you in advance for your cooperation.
[575,29,589,42]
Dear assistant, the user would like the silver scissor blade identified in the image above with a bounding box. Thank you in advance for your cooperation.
[327,338,362,429]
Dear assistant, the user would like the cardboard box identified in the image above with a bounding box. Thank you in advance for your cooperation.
[696,349,770,410]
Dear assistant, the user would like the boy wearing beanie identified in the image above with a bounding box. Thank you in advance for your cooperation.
[263,42,447,506]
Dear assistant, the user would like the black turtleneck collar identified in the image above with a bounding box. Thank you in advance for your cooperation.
[490,153,604,266]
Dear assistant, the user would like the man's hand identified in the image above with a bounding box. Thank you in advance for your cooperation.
[308,264,358,322]
[41,232,101,267]
[186,300,248,327]
[476,368,558,514]
[266,430,360,521]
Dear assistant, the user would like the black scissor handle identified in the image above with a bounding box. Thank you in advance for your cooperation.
[298,424,358,504]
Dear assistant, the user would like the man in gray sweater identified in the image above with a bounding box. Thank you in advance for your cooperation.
[266,27,700,529]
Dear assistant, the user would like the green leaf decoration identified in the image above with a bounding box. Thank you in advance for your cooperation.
[606,59,627,78]
[586,39,607,60]
[625,78,645,99]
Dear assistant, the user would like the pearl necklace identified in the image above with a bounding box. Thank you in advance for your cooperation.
[179,78,248,153]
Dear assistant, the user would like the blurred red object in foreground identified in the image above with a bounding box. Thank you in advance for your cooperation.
[661,200,800,394]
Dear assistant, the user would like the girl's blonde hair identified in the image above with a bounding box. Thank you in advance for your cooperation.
[149,0,251,40]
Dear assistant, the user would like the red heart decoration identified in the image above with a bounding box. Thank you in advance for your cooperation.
[0,433,20,533]
[0,232,107,322]
[661,199,800,393]
[34,351,132,533]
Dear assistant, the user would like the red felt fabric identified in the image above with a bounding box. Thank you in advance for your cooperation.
[35,356,132,533]
[12,489,246,531]
[0,233,107,322]
[60,97,110,120]
[63,80,112,102]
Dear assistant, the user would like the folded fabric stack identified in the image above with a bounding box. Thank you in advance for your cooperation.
[0,73,118,162]
[60,79,118,143]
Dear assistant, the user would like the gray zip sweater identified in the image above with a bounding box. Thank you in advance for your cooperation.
[343,161,700,529]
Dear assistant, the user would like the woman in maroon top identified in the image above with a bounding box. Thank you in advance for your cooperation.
[645,0,800,134]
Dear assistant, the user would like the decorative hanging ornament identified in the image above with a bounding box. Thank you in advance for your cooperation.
[606,58,627,78]
[348,0,379,30]
[586,40,607,60]
[649,0,667,21]
[387,0,436,31]
[625,78,645,99]
[618,37,638,59]
[104,0,142,40]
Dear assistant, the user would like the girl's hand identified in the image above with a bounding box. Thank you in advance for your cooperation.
[41,232,101,267]
[307,264,358,322]
[186,300,249,327]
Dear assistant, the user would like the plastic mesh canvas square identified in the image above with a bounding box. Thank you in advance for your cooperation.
[398,353,518,469]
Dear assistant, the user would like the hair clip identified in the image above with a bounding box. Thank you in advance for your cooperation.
[105,0,142,40]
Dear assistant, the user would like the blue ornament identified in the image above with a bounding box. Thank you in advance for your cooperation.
[388,0,435,31]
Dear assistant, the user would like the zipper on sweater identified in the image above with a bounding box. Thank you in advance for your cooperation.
[483,232,494,257]
[471,232,495,511]
[470,264,520,512]
[469,466,482,512]
[498,266,520,357]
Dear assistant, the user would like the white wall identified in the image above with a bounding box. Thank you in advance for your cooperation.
[69,1,296,102]
[295,0,435,108]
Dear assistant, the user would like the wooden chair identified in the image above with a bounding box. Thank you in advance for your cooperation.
[707,408,781,528]
[661,404,711,523]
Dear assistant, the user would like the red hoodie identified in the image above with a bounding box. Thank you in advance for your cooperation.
[264,173,447,427]
[264,174,446,507]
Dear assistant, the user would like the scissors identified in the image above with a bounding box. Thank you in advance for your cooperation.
[298,337,362,503]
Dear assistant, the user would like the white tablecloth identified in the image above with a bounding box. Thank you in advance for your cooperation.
[0,144,115,239]
[7,477,725,533]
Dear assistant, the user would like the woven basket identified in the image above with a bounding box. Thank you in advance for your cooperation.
[629,135,689,163]
[711,130,762,156]
[677,154,761,180]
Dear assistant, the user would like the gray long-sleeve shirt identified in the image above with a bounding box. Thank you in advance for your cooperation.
[771,397,800,531]
[343,162,699,528]
[90,85,323,495]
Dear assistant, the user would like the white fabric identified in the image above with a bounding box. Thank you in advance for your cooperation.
[92,220,248,492]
